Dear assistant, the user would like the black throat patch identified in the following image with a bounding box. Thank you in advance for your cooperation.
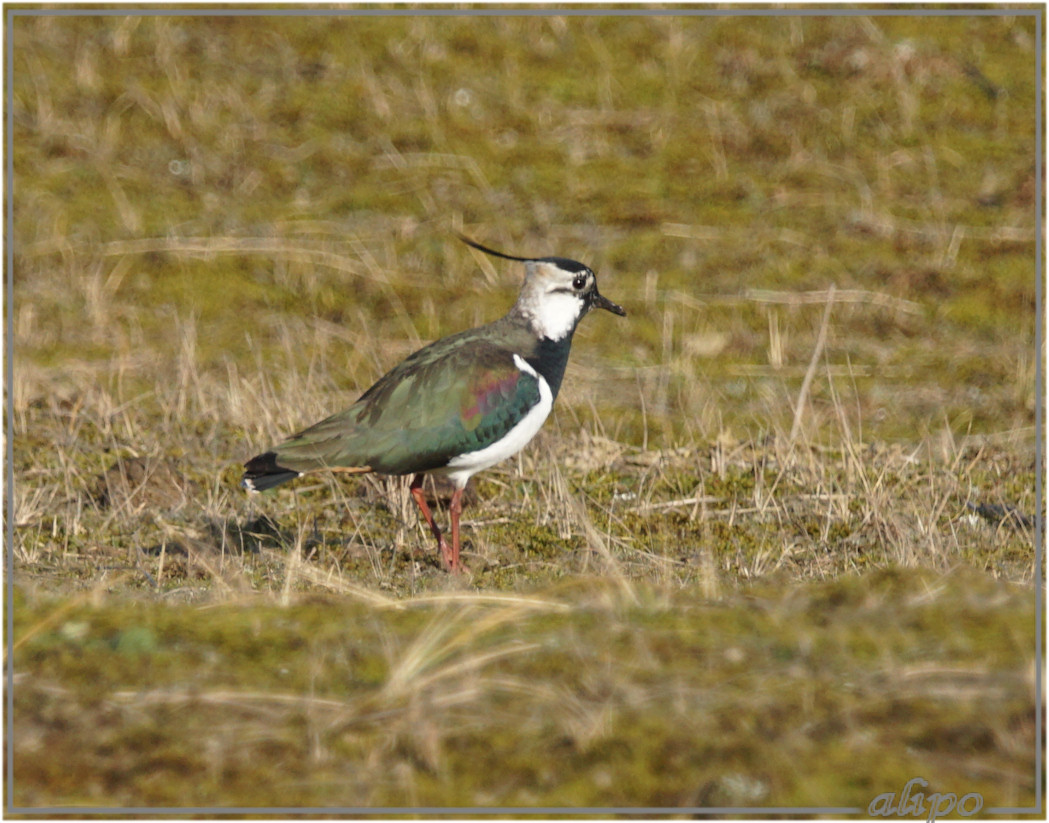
[525,335,574,399]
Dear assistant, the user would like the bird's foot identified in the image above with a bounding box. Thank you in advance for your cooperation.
[437,538,470,575]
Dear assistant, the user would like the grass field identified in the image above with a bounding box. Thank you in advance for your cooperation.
[8,9,1041,812]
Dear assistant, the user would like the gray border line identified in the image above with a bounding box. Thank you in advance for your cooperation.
[4,6,1048,16]
[4,0,14,814]
[5,3,1044,818]
[4,805,866,816]
[1034,5,1044,817]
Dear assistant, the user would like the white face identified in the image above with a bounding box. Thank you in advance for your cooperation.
[532,289,587,340]
[522,261,593,341]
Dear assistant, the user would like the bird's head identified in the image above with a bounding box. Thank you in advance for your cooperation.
[458,234,626,341]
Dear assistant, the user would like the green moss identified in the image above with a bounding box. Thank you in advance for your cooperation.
[14,568,1035,807]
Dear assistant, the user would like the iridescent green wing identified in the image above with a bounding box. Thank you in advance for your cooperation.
[269,334,541,476]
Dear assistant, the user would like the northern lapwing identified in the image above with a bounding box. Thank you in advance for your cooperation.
[242,235,625,573]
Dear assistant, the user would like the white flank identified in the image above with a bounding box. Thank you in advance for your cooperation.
[442,354,554,488]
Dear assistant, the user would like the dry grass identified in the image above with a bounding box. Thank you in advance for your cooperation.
[10,569,1037,808]
[8,10,1041,812]
[11,339,1037,596]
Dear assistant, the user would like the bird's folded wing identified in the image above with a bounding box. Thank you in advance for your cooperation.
[267,342,541,476]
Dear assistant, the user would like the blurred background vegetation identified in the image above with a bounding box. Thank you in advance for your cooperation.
[13,11,1037,441]
[9,8,1040,811]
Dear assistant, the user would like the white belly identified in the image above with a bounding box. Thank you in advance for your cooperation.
[441,355,553,489]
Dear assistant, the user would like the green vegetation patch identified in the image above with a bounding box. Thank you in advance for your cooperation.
[11,567,1036,809]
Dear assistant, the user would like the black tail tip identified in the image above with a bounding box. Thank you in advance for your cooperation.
[242,451,300,493]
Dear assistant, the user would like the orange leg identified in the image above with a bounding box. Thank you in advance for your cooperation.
[409,474,465,573]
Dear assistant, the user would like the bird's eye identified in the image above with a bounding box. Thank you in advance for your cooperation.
[572,274,588,290]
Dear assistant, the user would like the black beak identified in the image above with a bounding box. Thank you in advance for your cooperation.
[592,290,626,317]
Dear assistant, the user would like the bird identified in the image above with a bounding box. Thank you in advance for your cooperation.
[242,234,626,573]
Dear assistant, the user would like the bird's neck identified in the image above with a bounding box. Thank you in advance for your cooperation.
[493,309,577,399]
[524,334,574,399]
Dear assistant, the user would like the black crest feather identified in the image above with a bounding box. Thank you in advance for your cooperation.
[455,233,590,273]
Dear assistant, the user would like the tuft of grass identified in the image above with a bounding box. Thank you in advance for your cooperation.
[10,568,1036,808]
